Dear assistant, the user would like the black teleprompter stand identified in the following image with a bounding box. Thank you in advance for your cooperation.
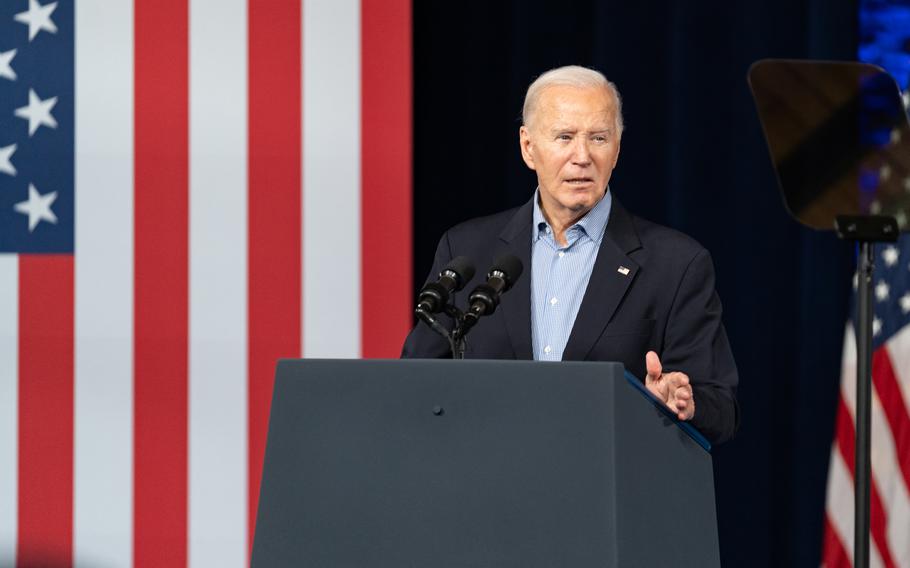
[748,59,910,568]
[835,215,899,568]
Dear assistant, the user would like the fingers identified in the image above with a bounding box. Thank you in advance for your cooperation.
[645,350,662,379]
[665,372,690,390]
[660,371,693,420]
[668,397,692,419]
[676,399,695,421]
[644,379,666,401]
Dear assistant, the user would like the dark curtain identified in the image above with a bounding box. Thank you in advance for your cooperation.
[412,1,857,566]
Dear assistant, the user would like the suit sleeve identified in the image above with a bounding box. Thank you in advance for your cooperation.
[661,249,740,444]
[400,231,456,358]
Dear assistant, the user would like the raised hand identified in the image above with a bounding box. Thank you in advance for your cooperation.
[644,350,695,421]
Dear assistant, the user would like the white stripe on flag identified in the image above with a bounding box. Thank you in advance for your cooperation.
[842,325,857,414]
[826,438,888,568]
[0,256,17,566]
[826,444,855,562]
[302,0,361,358]
[886,326,910,421]
[873,538,885,568]
[870,382,910,568]
[188,0,249,565]
[72,1,135,566]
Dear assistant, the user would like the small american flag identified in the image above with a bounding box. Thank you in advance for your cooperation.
[822,238,910,567]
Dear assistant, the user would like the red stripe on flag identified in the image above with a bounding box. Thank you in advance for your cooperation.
[134,0,189,565]
[17,256,74,567]
[834,396,899,568]
[872,348,910,491]
[835,397,855,475]
[361,0,413,358]
[821,513,851,568]
[248,0,302,550]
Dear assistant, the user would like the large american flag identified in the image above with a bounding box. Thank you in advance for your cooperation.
[0,0,412,566]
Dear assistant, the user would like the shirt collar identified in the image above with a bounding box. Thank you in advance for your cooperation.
[532,187,613,245]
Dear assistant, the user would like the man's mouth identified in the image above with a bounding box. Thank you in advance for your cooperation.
[565,177,593,185]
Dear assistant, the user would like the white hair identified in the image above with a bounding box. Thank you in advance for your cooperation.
[522,65,624,134]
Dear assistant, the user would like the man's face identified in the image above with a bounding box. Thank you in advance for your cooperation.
[519,85,621,221]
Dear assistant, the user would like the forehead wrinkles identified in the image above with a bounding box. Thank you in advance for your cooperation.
[529,87,616,133]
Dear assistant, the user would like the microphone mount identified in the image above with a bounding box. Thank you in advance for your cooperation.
[414,255,523,359]
[415,303,471,359]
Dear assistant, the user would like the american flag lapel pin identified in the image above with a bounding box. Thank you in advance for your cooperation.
[617,266,630,276]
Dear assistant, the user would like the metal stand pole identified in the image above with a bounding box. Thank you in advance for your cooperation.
[834,216,897,568]
[854,241,874,568]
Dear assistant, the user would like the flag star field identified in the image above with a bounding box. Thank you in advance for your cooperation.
[0,0,72,253]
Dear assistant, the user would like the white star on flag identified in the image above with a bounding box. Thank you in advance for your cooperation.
[15,88,58,136]
[873,316,882,336]
[14,183,58,232]
[882,245,899,267]
[14,0,58,42]
[875,280,890,301]
[0,144,17,176]
[901,292,910,314]
[0,49,16,81]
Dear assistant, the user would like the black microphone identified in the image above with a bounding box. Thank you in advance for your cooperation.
[462,255,524,332]
[416,256,476,314]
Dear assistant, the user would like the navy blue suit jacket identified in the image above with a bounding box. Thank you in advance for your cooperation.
[402,196,740,444]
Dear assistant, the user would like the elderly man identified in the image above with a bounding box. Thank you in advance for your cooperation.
[402,65,739,444]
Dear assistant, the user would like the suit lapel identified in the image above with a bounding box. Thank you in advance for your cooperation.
[562,200,643,361]
[496,199,534,360]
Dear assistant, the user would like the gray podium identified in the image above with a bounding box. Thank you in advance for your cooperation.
[251,359,719,568]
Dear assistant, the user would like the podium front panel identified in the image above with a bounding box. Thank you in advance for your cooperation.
[251,359,718,568]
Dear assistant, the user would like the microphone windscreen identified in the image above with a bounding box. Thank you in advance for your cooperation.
[443,256,476,290]
[491,254,523,284]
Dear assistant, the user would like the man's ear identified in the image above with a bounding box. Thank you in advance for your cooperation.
[519,126,536,170]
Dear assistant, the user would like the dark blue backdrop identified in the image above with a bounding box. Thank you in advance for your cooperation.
[412,1,858,565]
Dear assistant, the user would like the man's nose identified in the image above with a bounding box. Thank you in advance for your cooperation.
[571,138,592,165]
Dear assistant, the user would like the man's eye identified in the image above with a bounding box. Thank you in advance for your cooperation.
[592,135,607,143]
[557,134,572,141]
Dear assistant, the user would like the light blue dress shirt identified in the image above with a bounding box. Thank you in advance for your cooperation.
[531,189,612,361]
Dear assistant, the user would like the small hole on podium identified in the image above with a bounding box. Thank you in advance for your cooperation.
[432,406,444,416]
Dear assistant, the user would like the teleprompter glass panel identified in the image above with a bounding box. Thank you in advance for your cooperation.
[748,59,910,231]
